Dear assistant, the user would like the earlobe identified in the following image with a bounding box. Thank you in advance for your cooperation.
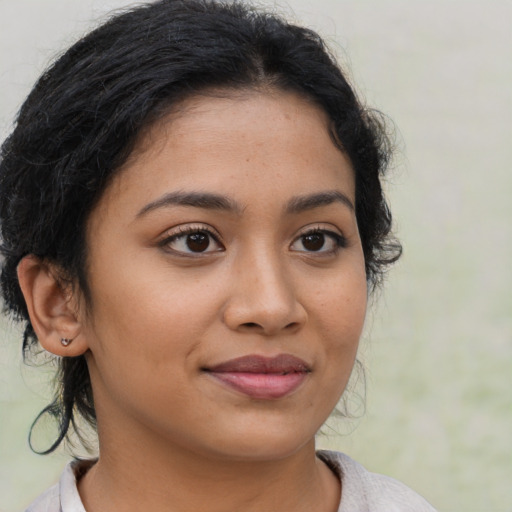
[16,255,88,357]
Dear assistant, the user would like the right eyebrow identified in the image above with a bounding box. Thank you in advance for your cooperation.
[136,191,243,218]
[286,190,355,214]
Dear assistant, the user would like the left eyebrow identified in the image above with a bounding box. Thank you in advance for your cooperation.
[136,191,243,218]
[286,190,355,214]
[136,189,354,219]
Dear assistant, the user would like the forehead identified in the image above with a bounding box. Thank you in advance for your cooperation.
[131,88,334,157]
[92,89,355,222]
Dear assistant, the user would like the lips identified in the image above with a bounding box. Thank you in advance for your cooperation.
[204,354,311,399]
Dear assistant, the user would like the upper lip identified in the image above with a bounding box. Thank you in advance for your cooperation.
[205,354,311,374]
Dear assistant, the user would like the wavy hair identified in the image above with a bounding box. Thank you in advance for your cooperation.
[0,0,401,453]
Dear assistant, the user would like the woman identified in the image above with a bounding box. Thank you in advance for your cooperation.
[0,1,437,510]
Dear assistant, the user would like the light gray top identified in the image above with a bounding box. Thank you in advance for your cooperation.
[26,450,437,511]
[317,451,437,511]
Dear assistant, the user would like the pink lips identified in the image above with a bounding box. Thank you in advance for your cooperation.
[205,354,311,399]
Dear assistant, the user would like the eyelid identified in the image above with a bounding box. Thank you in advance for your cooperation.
[159,223,221,239]
[158,223,224,254]
[290,224,347,253]
[295,223,343,237]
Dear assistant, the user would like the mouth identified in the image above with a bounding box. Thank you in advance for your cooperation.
[203,354,311,400]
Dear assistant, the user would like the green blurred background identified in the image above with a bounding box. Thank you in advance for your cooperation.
[1,1,511,511]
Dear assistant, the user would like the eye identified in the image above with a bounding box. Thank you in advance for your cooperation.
[290,228,346,254]
[160,226,224,255]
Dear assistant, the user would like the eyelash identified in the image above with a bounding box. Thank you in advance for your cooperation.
[159,225,224,255]
[291,227,347,255]
[159,225,347,256]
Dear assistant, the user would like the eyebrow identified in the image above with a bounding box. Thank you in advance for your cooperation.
[137,191,243,217]
[285,190,355,214]
[136,189,354,218]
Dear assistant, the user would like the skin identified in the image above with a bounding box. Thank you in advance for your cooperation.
[19,89,367,512]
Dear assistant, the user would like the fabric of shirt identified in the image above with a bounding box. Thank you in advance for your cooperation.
[25,450,437,512]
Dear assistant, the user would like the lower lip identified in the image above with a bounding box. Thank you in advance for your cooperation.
[208,372,308,399]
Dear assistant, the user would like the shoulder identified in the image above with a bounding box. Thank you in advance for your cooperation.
[317,450,438,512]
[25,460,89,512]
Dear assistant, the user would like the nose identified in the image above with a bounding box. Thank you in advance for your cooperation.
[221,250,307,336]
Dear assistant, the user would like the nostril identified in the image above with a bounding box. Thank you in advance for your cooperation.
[238,321,301,332]
[242,322,261,329]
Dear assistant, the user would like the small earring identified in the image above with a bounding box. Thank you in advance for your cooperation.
[60,338,73,347]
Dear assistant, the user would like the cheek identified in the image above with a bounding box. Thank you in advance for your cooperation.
[307,267,367,362]
[310,265,367,329]
[83,261,224,363]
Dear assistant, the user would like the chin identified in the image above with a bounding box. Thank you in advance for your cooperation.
[195,415,320,463]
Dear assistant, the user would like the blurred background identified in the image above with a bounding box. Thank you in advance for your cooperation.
[0,1,510,511]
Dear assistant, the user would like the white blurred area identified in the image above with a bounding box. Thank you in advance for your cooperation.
[1,1,511,511]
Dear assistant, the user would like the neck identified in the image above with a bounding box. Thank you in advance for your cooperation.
[78,427,340,512]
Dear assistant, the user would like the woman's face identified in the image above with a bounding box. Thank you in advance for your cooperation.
[79,90,367,461]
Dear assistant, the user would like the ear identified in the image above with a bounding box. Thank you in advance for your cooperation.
[17,255,88,357]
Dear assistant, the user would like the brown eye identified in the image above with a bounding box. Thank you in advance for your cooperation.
[186,232,210,252]
[302,233,325,251]
[290,229,346,254]
[162,227,223,255]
